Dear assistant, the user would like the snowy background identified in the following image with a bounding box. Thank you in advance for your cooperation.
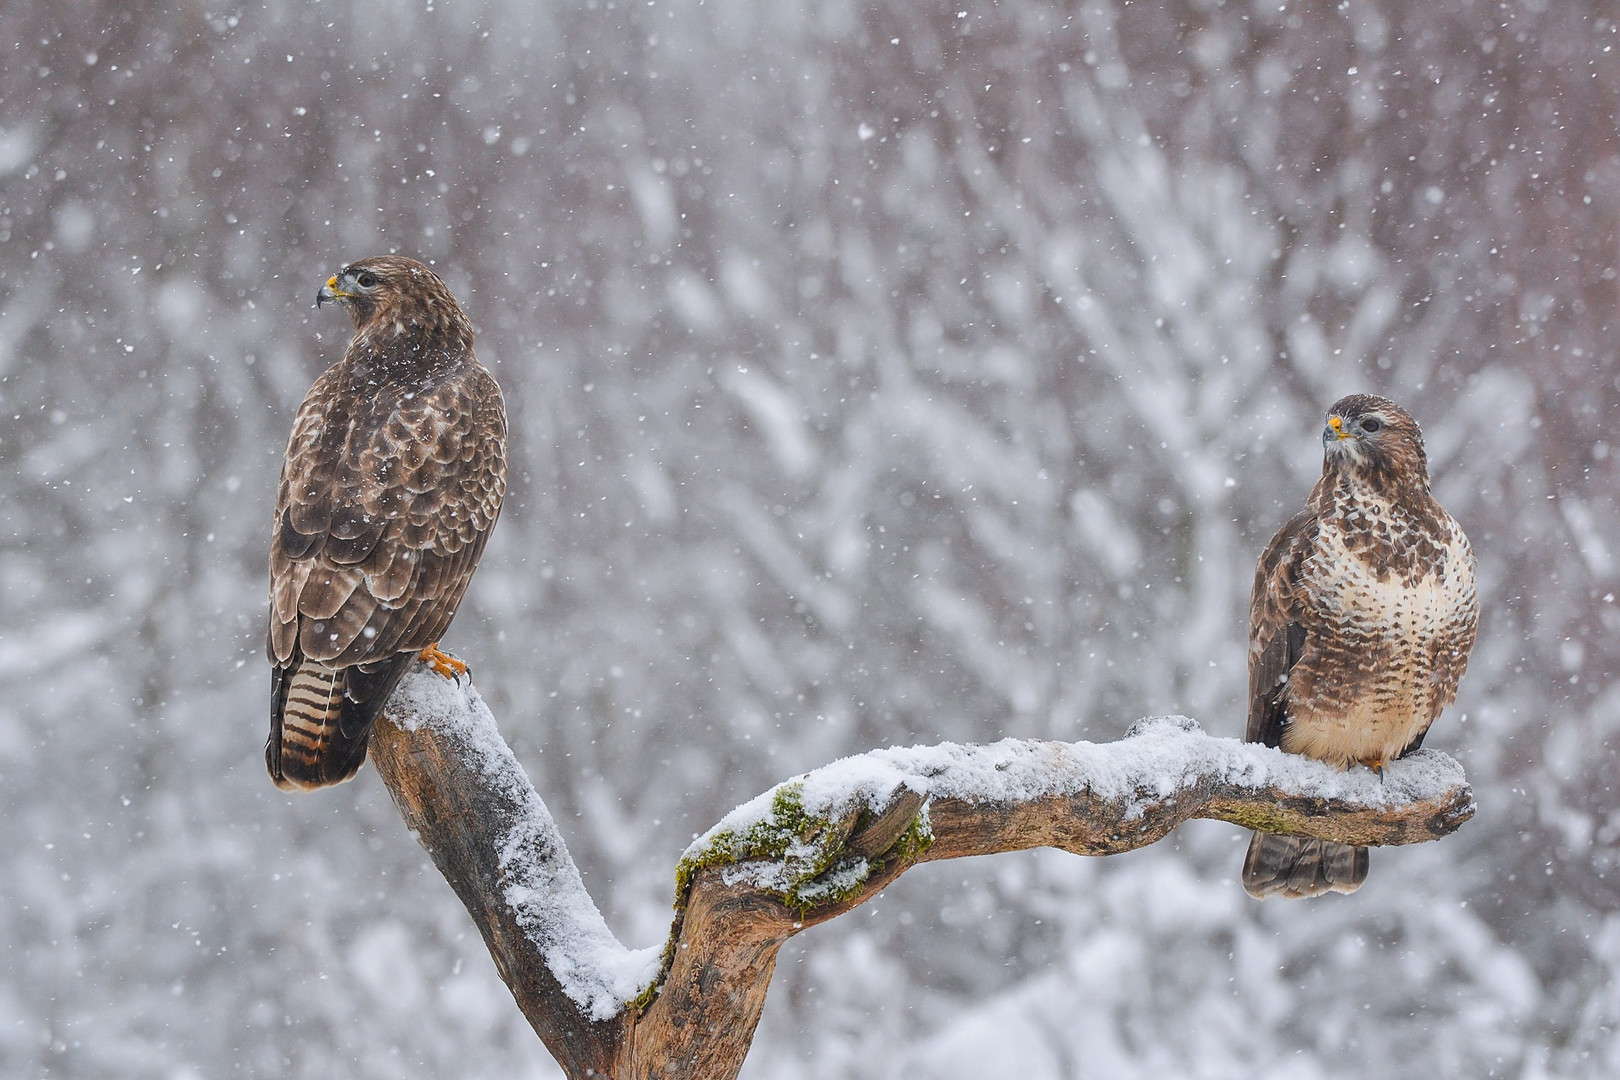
[3,0,1617,1076]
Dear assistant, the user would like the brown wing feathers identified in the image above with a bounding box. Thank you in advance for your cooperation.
[1245,507,1313,750]
[267,256,505,791]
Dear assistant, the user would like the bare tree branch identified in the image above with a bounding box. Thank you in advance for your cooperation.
[370,668,1474,1080]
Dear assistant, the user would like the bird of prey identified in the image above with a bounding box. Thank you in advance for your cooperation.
[266,255,507,790]
[1243,394,1478,898]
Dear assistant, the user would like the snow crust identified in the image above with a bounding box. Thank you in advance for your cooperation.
[389,669,663,1021]
[687,713,1466,864]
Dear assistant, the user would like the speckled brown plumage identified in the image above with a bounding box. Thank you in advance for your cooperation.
[266,256,507,791]
[1243,394,1477,898]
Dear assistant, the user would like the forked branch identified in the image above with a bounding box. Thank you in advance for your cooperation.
[369,667,1473,1080]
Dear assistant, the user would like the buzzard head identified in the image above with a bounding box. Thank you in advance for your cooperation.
[315,255,473,349]
[1321,393,1430,492]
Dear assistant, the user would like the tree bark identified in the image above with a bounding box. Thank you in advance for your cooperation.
[369,669,1474,1080]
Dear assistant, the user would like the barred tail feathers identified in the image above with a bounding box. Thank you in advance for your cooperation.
[267,662,370,790]
[1242,832,1369,899]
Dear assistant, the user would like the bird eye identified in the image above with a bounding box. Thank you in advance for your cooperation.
[1361,417,1383,433]
[356,271,379,289]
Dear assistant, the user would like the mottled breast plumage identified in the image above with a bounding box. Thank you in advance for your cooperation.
[1283,482,1477,769]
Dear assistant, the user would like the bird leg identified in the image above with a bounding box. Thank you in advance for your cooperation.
[1362,756,1387,783]
[419,643,469,683]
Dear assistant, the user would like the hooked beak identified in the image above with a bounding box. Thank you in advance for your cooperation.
[1322,414,1353,445]
[315,275,346,309]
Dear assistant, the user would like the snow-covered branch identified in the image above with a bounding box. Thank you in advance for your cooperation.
[371,667,1474,1080]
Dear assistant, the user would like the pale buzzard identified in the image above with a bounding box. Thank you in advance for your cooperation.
[1243,394,1478,898]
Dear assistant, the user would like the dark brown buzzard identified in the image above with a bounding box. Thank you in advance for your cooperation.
[1243,395,1478,898]
[266,255,507,790]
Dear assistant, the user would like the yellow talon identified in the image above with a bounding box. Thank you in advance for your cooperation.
[419,643,468,682]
